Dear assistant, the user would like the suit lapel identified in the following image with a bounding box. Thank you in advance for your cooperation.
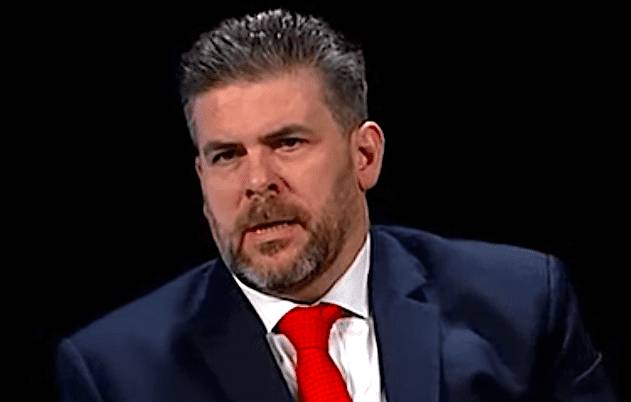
[180,260,293,402]
[177,227,441,402]
[370,227,441,402]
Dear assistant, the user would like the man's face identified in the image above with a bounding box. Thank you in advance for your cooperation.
[192,68,366,296]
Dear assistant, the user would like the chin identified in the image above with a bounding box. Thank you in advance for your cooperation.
[251,248,301,273]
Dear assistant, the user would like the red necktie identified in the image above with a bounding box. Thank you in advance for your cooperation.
[277,303,353,402]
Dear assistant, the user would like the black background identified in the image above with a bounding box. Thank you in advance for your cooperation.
[14,2,627,400]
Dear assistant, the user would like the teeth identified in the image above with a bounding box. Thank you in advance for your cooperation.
[254,222,291,234]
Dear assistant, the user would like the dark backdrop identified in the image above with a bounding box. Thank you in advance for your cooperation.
[16,2,627,400]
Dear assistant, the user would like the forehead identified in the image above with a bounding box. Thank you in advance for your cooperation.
[191,68,333,140]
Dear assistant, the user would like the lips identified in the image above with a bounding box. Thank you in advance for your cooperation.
[247,220,297,235]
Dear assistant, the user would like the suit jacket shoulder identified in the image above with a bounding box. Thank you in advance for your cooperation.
[370,225,616,401]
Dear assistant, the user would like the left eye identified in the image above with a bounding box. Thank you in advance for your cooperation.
[279,138,304,149]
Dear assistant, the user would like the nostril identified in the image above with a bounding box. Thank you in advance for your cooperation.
[246,183,280,199]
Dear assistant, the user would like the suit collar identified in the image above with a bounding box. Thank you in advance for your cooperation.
[178,226,440,402]
[370,226,441,402]
[178,259,293,402]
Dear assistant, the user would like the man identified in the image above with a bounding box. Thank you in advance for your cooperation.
[56,9,618,402]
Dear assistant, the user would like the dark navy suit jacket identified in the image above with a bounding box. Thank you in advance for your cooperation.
[56,226,618,401]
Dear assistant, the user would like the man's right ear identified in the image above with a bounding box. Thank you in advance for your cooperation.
[195,156,203,179]
[195,157,212,220]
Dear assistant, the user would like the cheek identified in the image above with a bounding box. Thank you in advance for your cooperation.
[289,161,349,210]
[202,181,242,226]
[283,162,330,206]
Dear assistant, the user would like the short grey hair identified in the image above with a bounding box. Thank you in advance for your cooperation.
[179,9,368,145]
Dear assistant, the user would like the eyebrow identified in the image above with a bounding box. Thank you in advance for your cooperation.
[201,124,314,158]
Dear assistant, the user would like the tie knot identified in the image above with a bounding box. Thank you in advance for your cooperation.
[277,303,344,350]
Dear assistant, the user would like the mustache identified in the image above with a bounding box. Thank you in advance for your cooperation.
[235,197,311,234]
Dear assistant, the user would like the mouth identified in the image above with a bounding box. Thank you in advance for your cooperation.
[246,220,299,235]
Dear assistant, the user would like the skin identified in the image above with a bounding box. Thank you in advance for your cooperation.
[192,67,384,303]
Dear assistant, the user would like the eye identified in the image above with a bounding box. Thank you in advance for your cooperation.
[212,149,237,164]
[278,137,305,150]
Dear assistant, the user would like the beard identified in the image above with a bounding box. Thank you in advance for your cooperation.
[206,170,358,297]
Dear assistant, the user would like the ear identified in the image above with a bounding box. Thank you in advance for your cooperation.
[195,156,207,193]
[351,121,385,191]
[195,156,203,180]
[195,156,212,220]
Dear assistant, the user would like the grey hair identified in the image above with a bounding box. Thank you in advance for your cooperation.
[179,9,368,145]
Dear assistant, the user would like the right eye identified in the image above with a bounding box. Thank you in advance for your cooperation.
[212,150,237,164]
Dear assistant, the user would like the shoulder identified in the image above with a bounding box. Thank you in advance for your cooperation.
[371,224,563,313]
[372,224,553,272]
[61,259,219,357]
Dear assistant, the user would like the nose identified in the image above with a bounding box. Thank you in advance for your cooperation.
[244,150,280,200]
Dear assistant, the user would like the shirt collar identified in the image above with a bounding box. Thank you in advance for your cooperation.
[233,233,371,333]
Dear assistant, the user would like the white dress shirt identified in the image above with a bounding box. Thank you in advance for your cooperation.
[233,234,386,401]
